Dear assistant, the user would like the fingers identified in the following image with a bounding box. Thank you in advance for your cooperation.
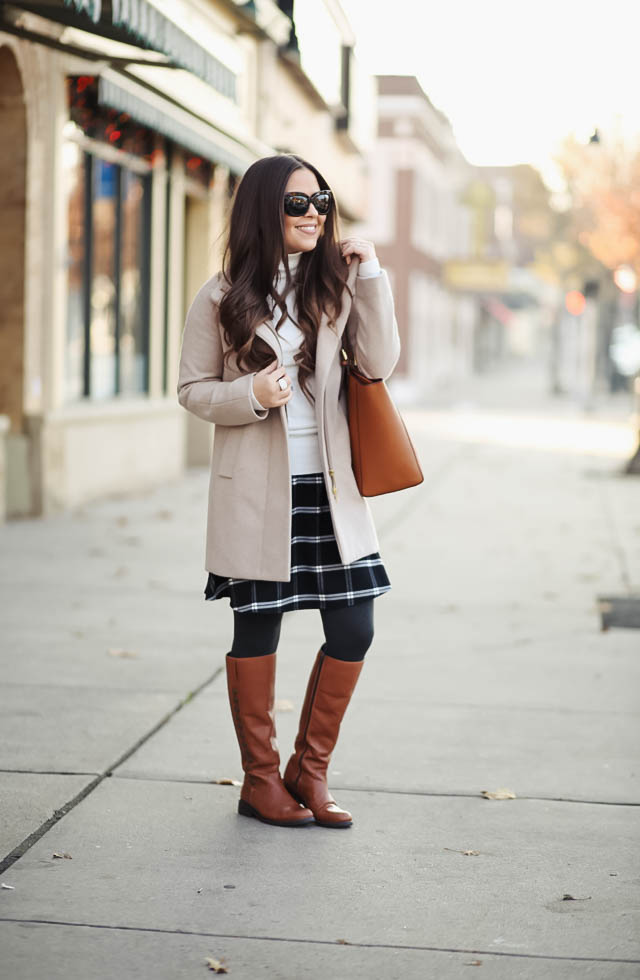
[340,238,376,263]
[257,359,280,375]
[254,364,292,408]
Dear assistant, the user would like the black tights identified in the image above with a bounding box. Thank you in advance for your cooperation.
[230,600,374,663]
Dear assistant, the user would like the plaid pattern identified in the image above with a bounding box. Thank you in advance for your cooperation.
[204,473,391,612]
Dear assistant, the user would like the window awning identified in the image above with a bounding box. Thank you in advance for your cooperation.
[98,72,252,174]
[57,0,236,100]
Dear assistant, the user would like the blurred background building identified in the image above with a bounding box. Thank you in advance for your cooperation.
[354,75,476,404]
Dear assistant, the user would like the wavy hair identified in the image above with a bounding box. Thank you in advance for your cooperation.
[218,154,348,403]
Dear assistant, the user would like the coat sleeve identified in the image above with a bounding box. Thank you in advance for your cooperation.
[177,278,269,426]
[345,270,401,381]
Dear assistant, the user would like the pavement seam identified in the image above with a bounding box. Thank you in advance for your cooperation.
[0,665,225,877]
[0,918,637,965]
[107,772,640,807]
[0,769,99,776]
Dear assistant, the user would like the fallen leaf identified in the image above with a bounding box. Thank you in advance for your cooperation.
[155,509,173,520]
[465,960,483,966]
[107,648,138,659]
[275,699,294,712]
[205,957,229,973]
[1,883,15,890]
[335,939,350,945]
[480,788,516,800]
[562,893,591,902]
[211,778,241,786]
[52,852,72,859]
[444,848,480,856]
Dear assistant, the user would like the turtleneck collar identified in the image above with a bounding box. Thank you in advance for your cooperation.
[276,251,302,279]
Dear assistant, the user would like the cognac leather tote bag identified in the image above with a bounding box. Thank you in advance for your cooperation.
[341,347,424,497]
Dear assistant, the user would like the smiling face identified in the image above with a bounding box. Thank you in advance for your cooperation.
[283,168,327,255]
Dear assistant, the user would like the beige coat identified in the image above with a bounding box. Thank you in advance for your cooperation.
[177,257,400,581]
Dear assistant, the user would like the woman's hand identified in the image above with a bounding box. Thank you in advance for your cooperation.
[253,360,292,408]
[340,237,377,265]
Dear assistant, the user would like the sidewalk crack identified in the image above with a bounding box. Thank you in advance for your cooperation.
[0,665,224,876]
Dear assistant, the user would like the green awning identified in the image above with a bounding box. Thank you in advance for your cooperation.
[98,75,250,174]
[62,0,236,100]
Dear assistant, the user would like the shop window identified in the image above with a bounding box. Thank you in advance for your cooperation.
[63,79,152,401]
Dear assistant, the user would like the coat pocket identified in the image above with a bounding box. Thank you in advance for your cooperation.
[213,425,243,479]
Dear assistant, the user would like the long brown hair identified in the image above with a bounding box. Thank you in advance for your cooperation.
[218,154,348,402]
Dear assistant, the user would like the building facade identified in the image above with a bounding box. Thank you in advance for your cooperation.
[356,75,477,403]
[0,0,372,519]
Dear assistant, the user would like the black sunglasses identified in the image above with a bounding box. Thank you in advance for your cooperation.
[283,189,333,217]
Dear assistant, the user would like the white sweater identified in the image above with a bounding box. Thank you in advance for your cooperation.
[251,251,381,475]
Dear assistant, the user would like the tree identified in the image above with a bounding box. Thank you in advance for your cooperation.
[555,133,640,277]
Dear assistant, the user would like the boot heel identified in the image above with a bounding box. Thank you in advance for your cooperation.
[238,798,257,819]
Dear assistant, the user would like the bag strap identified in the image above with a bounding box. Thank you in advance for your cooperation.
[340,335,357,369]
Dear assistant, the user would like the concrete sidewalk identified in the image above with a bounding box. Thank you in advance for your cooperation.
[1,361,639,979]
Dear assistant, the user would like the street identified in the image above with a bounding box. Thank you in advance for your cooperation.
[1,360,639,979]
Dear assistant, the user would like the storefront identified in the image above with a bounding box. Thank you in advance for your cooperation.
[0,0,373,519]
[0,0,281,517]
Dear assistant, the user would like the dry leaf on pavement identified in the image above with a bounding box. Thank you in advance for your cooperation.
[465,960,483,966]
[444,848,480,856]
[52,852,72,859]
[275,699,294,712]
[562,894,591,902]
[107,648,138,658]
[205,957,229,973]
[211,778,241,786]
[480,788,516,800]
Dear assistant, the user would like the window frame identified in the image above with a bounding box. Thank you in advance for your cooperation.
[65,129,153,401]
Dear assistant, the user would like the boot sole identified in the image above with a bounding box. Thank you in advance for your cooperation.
[314,818,352,829]
[238,799,314,827]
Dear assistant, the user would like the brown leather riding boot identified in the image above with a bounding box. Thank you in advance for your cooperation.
[283,649,363,828]
[226,653,314,827]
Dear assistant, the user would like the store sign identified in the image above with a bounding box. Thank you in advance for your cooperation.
[443,260,509,292]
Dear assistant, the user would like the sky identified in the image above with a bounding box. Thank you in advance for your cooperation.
[340,0,640,187]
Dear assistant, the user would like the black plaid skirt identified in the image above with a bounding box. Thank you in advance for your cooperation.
[204,473,391,612]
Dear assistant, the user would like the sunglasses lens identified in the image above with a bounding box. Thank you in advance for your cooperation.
[313,191,331,214]
[284,191,332,216]
[284,194,309,216]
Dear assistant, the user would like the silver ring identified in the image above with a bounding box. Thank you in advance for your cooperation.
[278,377,288,391]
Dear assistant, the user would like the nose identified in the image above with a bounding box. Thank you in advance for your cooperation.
[305,202,319,217]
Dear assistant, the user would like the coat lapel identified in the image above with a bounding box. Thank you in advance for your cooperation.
[255,322,282,362]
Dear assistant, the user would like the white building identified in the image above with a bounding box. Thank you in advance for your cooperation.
[356,74,477,403]
[0,0,373,519]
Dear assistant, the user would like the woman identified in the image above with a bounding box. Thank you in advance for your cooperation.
[178,154,399,830]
